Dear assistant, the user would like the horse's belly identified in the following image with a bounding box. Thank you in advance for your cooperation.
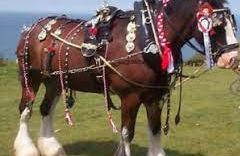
[68,72,102,93]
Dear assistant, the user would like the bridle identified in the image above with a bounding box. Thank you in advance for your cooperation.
[162,2,239,64]
[211,8,239,59]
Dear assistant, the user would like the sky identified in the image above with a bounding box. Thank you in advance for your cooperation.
[0,0,239,14]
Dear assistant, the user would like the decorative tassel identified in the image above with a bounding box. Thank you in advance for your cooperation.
[107,111,119,133]
[163,92,171,135]
[102,43,119,133]
[65,108,74,126]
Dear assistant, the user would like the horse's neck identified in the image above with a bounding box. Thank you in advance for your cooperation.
[164,0,198,47]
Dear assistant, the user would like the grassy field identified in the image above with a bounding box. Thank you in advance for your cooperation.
[0,61,240,156]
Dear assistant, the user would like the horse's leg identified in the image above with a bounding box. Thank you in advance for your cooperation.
[37,79,66,156]
[145,102,165,156]
[115,93,141,156]
[14,72,42,156]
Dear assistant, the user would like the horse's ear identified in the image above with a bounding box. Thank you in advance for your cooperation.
[200,0,227,5]
[218,0,227,4]
[209,0,228,6]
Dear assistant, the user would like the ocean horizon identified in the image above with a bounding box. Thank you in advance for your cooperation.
[0,12,91,60]
[0,11,239,60]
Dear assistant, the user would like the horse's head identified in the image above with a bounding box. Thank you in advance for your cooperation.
[165,0,239,69]
[193,0,239,69]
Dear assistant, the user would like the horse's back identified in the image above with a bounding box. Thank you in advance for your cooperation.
[16,16,86,71]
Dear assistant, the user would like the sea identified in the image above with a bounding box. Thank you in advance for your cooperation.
[0,12,239,60]
[0,12,91,60]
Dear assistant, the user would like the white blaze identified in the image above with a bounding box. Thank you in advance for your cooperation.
[225,18,238,45]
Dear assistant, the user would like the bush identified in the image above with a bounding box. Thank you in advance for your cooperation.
[0,57,6,67]
[185,53,205,66]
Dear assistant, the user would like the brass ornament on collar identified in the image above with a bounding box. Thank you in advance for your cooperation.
[125,18,137,53]
[38,19,57,41]
[38,29,47,41]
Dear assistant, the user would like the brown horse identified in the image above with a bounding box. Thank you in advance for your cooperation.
[14,0,239,156]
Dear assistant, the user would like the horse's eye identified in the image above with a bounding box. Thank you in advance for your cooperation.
[219,14,224,20]
[212,13,217,18]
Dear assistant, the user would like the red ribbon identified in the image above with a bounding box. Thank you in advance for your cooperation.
[47,46,55,53]
[88,27,98,37]
[197,2,213,19]
[161,43,172,71]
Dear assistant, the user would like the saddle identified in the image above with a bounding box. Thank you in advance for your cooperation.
[81,6,125,57]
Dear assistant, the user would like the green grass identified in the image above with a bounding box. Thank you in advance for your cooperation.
[1,62,240,156]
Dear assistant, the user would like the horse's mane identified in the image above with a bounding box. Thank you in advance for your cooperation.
[209,0,227,6]
[213,0,227,3]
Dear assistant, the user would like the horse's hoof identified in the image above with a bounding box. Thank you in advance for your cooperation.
[38,137,66,156]
[14,142,40,156]
[148,148,166,156]
[114,145,127,156]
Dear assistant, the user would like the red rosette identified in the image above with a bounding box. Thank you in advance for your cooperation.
[197,2,214,19]
[47,46,55,53]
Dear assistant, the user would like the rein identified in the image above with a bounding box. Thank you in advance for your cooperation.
[98,55,174,89]
[163,9,205,54]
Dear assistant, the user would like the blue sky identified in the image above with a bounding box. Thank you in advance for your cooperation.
[0,0,239,14]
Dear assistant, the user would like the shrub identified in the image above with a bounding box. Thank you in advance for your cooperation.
[0,57,6,67]
[185,53,205,66]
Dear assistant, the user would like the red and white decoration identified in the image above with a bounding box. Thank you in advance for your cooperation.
[157,0,174,73]
[156,0,174,73]
[197,3,214,69]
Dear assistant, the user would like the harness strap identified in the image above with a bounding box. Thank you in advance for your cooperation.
[98,55,173,89]
[102,43,119,133]
[175,62,183,125]
[57,22,84,126]
[163,10,205,54]
[143,0,162,56]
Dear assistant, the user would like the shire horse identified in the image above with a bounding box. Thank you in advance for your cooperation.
[14,0,239,156]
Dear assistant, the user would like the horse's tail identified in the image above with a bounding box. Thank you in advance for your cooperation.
[16,24,42,113]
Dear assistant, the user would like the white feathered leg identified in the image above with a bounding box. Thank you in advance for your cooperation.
[14,108,40,156]
[147,127,165,156]
[37,96,66,156]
